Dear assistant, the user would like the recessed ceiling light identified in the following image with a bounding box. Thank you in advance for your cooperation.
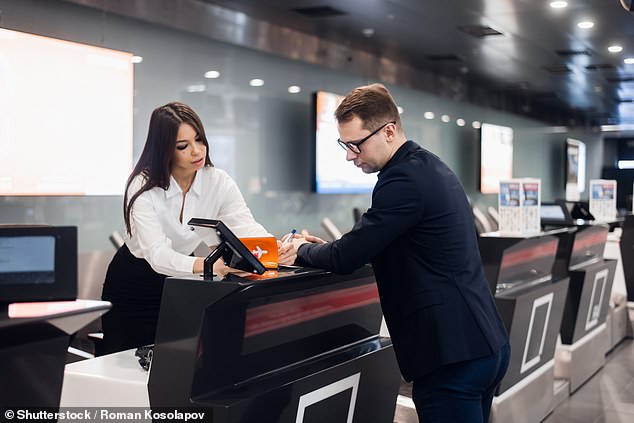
[397,106,404,114]
[577,21,594,29]
[608,45,623,53]
[288,85,301,94]
[249,78,264,87]
[441,114,450,123]
[186,84,205,93]
[131,56,143,64]
[424,112,435,120]
[362,28,375,37]
[456,118,466,127]
[549,1,568,8]
[472,121,482,129]
[625,58,634,64]
[204,70,220,79]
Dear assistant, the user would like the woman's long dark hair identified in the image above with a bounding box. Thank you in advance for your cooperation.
[124,102,213,235]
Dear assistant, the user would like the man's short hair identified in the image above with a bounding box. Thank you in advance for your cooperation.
[335,83,401,131]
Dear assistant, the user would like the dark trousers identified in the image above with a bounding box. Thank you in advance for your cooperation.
[412,343,510,423]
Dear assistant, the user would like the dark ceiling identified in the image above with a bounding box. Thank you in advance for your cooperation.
[200,0,634,126]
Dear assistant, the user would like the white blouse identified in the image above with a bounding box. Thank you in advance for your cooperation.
[125,166,269,276]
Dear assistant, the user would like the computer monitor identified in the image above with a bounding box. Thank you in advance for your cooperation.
[0,226,77,307]
[187,218,266,277]
[540,202,573,227]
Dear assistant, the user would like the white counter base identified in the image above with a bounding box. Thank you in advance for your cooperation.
[490,361,558,423]
[60,348,150,407]
[554,323,607,393]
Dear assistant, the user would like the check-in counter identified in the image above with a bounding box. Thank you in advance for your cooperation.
[554,224,616,392]
[147,266,400,423]
[620,215,634,302]
[479,230,569,423]
[0,300,110,408]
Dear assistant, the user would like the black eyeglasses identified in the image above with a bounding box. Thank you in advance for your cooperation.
[337,121,396,154]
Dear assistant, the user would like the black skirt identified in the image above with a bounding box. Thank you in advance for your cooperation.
[101,244,167,354]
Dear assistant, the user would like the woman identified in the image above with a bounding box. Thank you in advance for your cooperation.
[101,102,296,354]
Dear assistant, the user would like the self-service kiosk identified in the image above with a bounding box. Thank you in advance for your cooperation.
[147,266,401,423]
[0,225,110,408]
[479,230,570,423]
[554,224,616,392]
[620,215,634,303]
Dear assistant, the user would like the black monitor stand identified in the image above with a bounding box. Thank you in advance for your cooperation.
[204,241,230,279]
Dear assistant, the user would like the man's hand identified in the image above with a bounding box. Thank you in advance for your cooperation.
[299,229,327,244]
[277,239,298,265]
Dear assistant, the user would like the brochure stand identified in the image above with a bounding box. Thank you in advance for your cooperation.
[589,179,617,222]
[498,178,541,236]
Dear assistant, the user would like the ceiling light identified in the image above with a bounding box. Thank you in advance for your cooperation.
[577,21,594,29]
[608,45,623,53]
[204,70,220,79]
[362,28,375,37]
[456,118,466,127]
[397,106,404,114]
[625,58,634,64]
[441,114,450,123]
[618,160,634,169]
[249,78,264,87]
[131,56,143,64]
[472,121,482,129]
[550,1,568,8]
[288,85,301,94]
[424,112,435,120]
[601,124,634,131]
[186,84,205,93]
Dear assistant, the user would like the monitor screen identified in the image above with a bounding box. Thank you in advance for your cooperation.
[540,205,566,221]
[313,91,377,194]
[0,226,77,304]
[187,218,266,275]
[0,28,133,196]
[480,123,513,194]
[565,139,586,200]
[0,236,55,286]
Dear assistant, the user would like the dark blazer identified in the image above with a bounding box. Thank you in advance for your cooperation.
[297,141,508,381]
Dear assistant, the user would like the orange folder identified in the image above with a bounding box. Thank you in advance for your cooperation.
[239,236,279,269]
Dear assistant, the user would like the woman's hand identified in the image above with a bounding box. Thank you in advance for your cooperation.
[277,239,298,265]
[193,257,230,278]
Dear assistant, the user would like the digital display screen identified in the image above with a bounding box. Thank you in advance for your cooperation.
[314,91,377,194]
[0,27,133,195]
[566,139,586,198]
[540,205,566,220]
[0,236,55,285]
[480,123,513,194]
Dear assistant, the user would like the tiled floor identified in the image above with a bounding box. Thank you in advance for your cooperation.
[543,339,634,423]
[394,339,634,423]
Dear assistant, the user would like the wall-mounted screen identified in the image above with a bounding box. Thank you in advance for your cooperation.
[565,138,586,201]
[313,91,377,194]
[480,123,513,194]
[0,27,133,196]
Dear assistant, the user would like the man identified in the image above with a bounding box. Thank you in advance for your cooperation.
[291,83,510,422]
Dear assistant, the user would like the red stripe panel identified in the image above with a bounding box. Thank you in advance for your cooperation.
[500,239,558,269]
[244,284,379,338]
[572,231,608,253]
